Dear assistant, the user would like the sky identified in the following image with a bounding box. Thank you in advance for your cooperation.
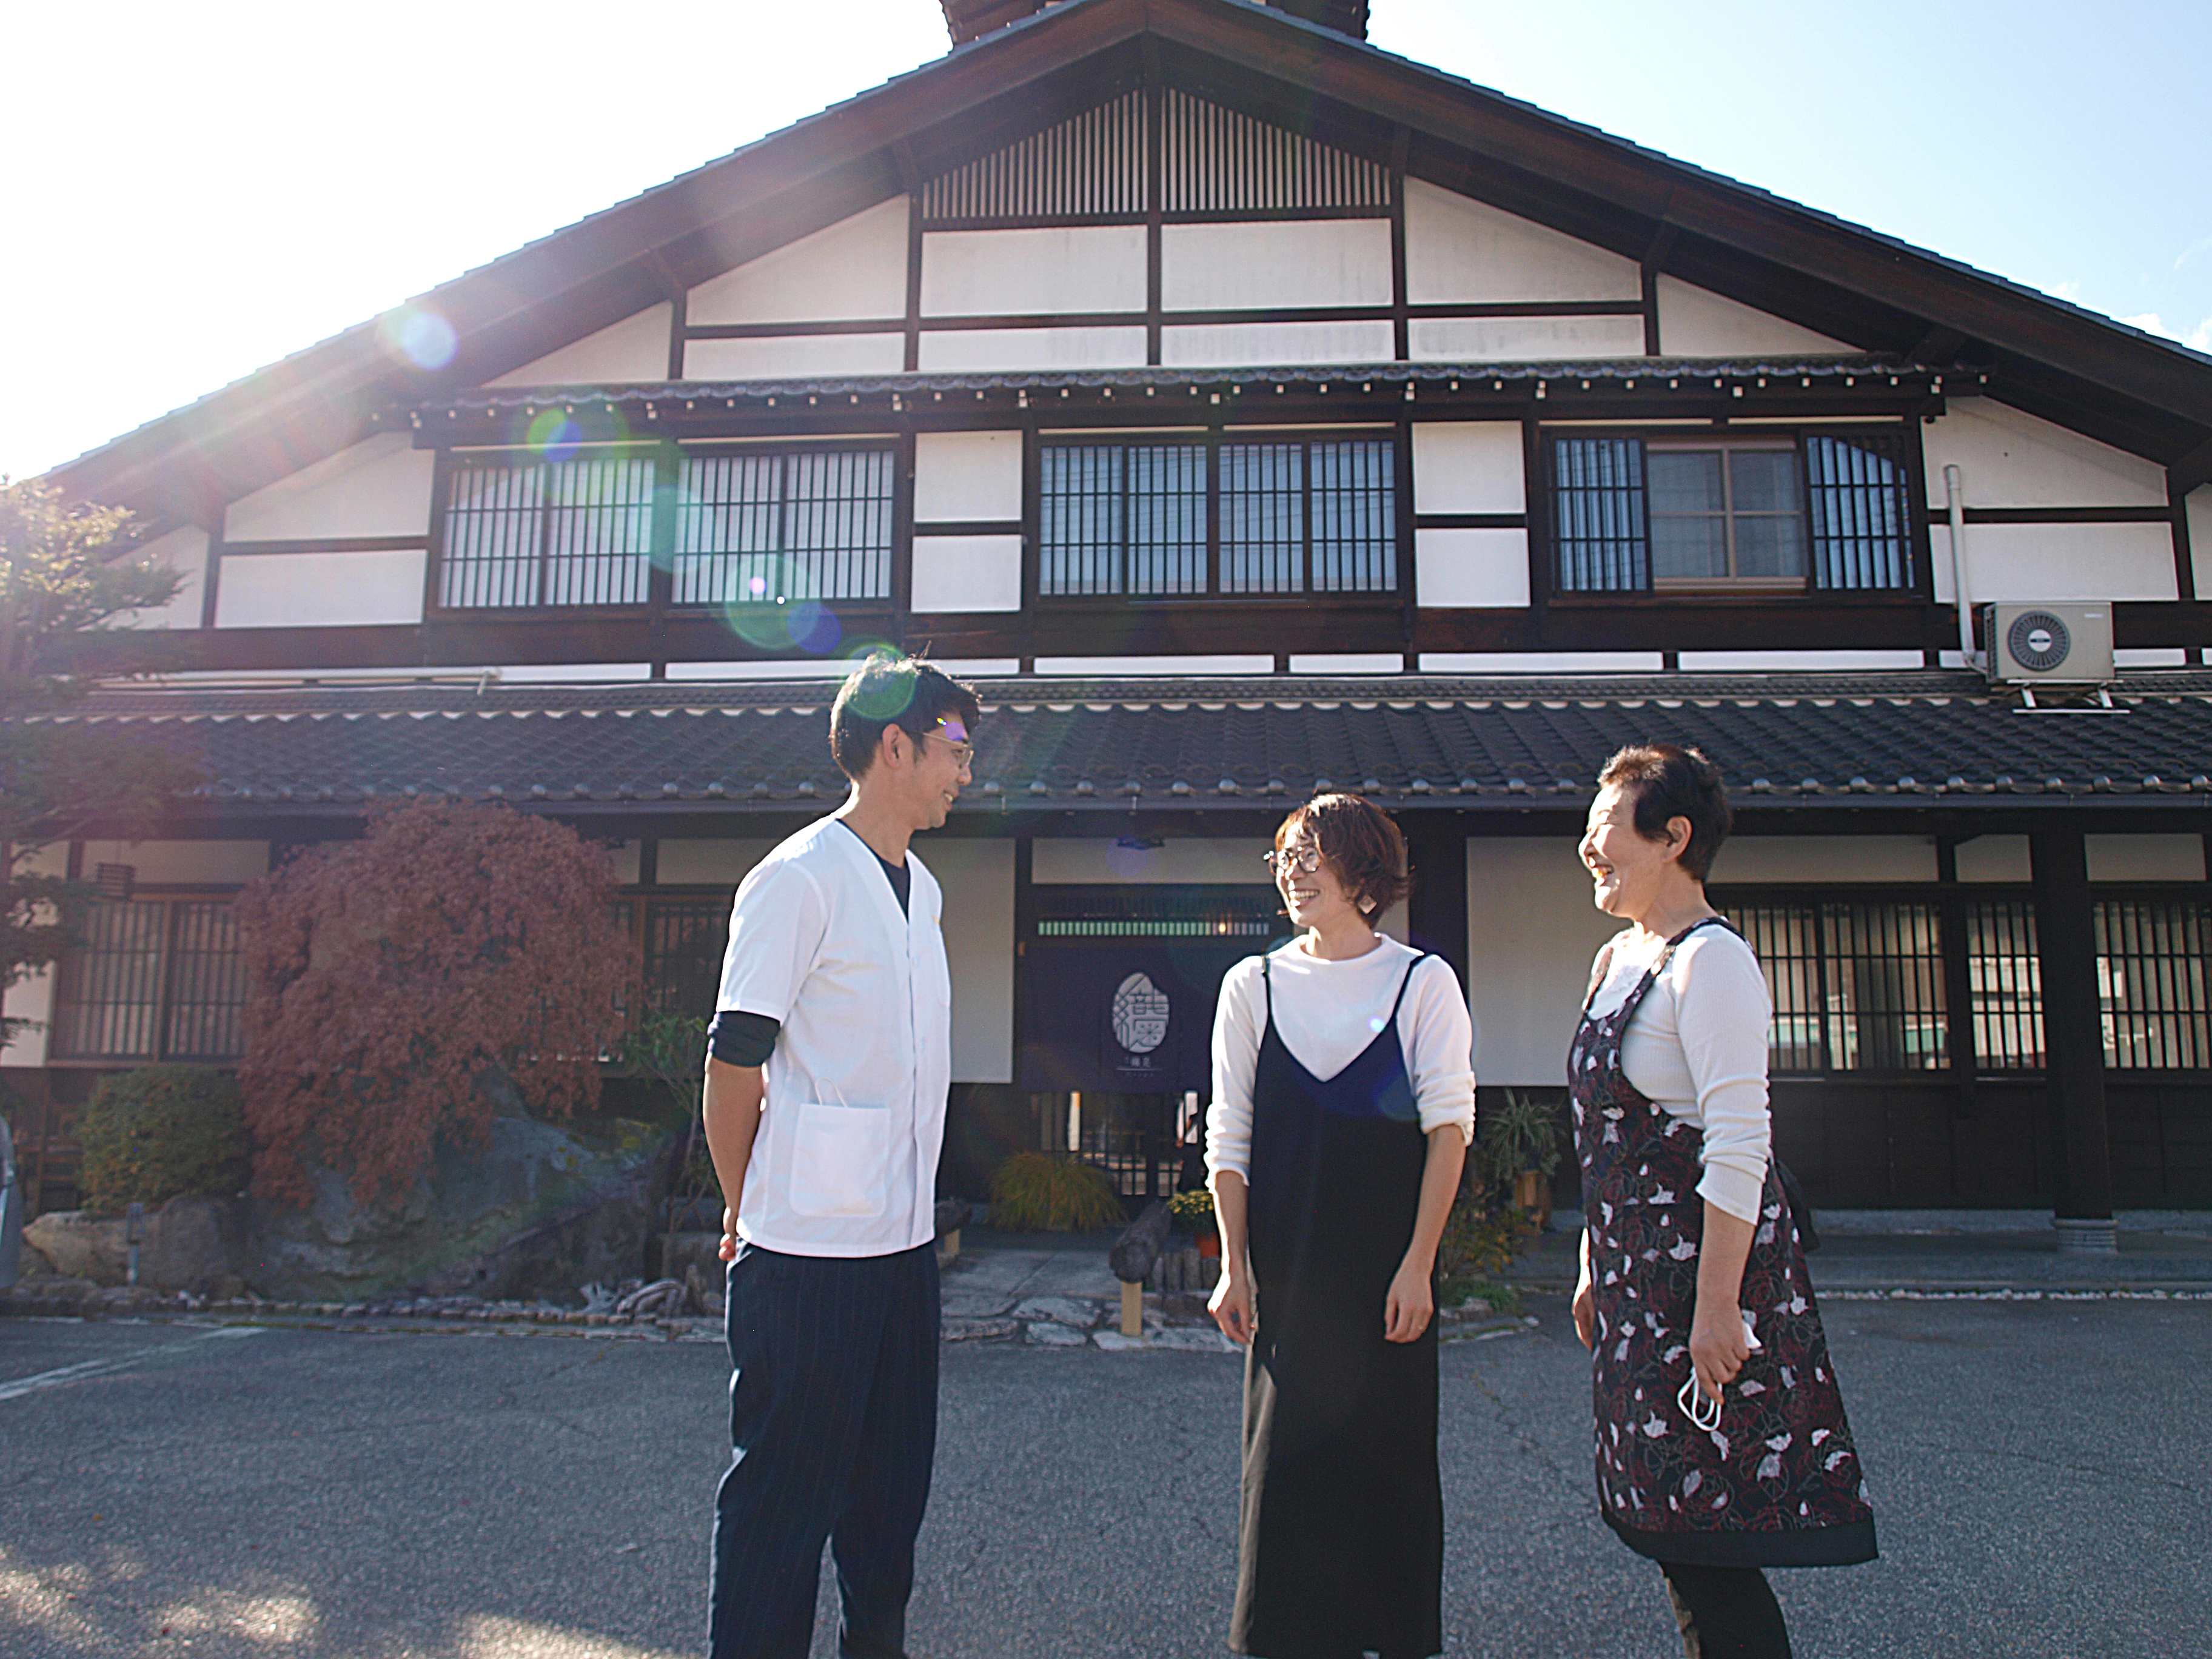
[4,0,2207,483]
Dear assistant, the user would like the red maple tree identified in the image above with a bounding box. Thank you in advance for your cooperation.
[234,802,641,1206]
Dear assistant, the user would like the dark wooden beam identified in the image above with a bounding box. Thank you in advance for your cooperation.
[2169,434,2212,497]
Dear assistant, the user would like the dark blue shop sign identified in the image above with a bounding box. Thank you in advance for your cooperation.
[1019,939,1260,1094]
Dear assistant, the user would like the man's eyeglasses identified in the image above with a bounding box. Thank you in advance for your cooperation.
[1262,845,1323,876]
[925,736,976,767]
[923,716,974,768]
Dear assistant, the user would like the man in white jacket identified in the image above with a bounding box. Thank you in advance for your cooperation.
[703,652,978,1659]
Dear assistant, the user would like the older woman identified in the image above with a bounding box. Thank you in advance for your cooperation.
[1572,744,1875,1659]
[1207,793,1474,1659]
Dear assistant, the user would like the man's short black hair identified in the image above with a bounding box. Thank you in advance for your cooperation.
[829,654,982,782]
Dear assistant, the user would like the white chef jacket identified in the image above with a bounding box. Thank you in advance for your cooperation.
[714,814,951,1258]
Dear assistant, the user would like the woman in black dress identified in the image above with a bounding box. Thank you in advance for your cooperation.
[1207,794,1475,1659]
[1571,745,1875,1658]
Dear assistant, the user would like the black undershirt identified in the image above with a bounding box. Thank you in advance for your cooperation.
[706,825,911,1068]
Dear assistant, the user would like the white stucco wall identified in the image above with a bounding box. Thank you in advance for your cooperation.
[914,430,1024,523]
[1418,651,1664,674]
[654,839,774,888]
[79,839,270,883]
[919,327,1147,372]
[921,226,1147,317]
[1403,180,1641,304]
[2085,834,2206,882]
[1655,277,1854,357]
[1288,653,1405,674]
[682,333,907,380]
[916,837,1015,1084]
[687,199,910,326]
[1160,220,1392,311]
[1031,839,1273,885]
[1407,316,1646,363]
[214,549,427,628]
[2189,488,2212,597]
[484,303,672,388]
[911,535,1023,612]
[117,525,209,629]
[1922,398,2169,510]
[1932,521,2177,603]
[1410,422,1524,514]
[1161,320,1395,368]
[223,434,435,543]
[1677,649,1925,672]
[2,970,55,1068]
[1029,654,1272,676]
[1708,837,1939,883]
[1466,836,1620,1085]
[1955,835,2031,883]
[1415,528,1529,606]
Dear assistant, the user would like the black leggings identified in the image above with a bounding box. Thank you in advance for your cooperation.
[1659,1563,1791,1659]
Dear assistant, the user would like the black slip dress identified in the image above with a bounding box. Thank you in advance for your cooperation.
[1232,950,1442,1659]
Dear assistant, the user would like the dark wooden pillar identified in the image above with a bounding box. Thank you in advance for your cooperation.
[2030,827,2116,1244]
[1403,812,1468,994]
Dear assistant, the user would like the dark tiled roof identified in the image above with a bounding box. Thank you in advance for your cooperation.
[40,673,2212,815]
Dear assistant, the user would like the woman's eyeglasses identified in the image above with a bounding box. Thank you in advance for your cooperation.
[1262,845,1323,875]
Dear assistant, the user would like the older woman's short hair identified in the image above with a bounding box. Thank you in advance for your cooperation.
[1276,793,1409,917]
[1596,743,1733,882]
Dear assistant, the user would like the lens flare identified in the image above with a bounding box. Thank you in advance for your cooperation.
[524,410,585,463]
[381,306,458,371]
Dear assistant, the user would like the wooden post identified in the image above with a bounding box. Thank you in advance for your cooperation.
[1120,1279,1142,1338]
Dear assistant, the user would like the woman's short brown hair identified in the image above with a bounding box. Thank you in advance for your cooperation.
[1595,743,1732,882]
[1275,793,1409,919]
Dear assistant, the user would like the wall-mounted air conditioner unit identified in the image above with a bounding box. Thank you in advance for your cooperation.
[1980,602,2113,685]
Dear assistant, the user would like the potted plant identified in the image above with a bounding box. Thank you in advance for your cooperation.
[1473,1088,1564,1228]
[1168,1186,1219,1256]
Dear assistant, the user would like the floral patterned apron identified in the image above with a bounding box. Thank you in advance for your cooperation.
[1569,918,1877,1568]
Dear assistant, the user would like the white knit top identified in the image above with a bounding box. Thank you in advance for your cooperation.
[1585,922,1773,1224]
[1205,936,1477,1184]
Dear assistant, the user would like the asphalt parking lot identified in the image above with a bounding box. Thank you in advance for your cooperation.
[2,1293,2205,1658]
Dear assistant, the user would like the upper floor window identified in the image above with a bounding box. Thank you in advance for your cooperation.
[438,445,894,611]
[442,452,657,609]
[1041,434,1396,598]
[1552,431,1915,595]
[672,447,894,606]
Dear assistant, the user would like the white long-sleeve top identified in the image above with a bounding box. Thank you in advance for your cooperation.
[1206,936,1476,1184]
[1586,923,1772,1224]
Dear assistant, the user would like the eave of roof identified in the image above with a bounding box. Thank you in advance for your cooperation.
[414,355,1962,417]
[39,0,2212,517]
[39,670,2212,819]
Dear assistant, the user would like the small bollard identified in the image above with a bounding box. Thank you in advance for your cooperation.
[1109,1201,1170,1342]
[126,1201,145,1287]
[1120,1279,1143,1338]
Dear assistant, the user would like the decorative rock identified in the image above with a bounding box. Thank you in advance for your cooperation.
[1011,1296,1101,1329]
[1024,1320,1091,1347]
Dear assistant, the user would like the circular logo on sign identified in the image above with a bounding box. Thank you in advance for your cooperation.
[2007,609,2072,673]
[1111,972,1171,1055]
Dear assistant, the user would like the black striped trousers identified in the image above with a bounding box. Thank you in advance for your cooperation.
[710,1241,940,1659]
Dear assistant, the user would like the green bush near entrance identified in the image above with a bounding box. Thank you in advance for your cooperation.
[77,1068,249,1214]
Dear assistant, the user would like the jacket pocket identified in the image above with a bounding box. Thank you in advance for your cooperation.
[788,1101,890,1218]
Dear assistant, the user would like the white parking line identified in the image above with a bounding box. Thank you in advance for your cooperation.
[0,1324,264,1402]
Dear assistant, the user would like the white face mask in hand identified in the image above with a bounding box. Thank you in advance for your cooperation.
[1677,1313,1763,1432]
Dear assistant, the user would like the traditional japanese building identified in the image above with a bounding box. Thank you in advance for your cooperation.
[11,0,2210,1242]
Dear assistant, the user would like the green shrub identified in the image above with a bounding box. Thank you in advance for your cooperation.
[987,1152,1126,1232]
[1470,1087,1566,1190]
[78,1068,249,1213]
[1435,1199,1537,1309]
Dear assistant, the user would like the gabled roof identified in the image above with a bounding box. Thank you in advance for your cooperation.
[46,0,2212,523]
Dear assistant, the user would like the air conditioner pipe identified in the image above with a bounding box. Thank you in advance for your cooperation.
[1945,464,1976,667]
